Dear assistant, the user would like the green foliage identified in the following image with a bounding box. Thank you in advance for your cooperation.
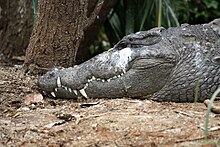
[32,0,38,24]
[103,0,182,47]
[93,0,220,52]
[188,0,220,24]
[32,0,220,54]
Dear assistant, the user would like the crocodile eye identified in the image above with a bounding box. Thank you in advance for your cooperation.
[114,40,128,50]
[119,41,128,49]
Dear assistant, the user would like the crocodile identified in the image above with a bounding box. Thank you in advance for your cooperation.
[37,19,220,102]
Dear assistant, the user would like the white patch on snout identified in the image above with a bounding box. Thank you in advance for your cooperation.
[113,47,133,71]
[96,47,133,73]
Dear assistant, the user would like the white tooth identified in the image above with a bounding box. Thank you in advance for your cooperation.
[85,83,89,87]
[117,75,121,78]
[88,79,91,82]
[57,77,62,87]
[102,79,105,82]
[92,76,96,80]
[84,85,88,89]
[120,73,124,76]
[51,92,56,97]
[55,88,58,92]
[79,89,88,98]
[68,88,72,93]
[97,78,101,81]
[107,79,111,82]
[64,87,68,91]
[123,69,126,73]
[113,76,117,79]
[73,90,78,95]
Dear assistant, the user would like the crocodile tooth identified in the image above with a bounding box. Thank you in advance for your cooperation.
[113,76,117,79]
[51,92,56,97]
[68,88,72,93]
[57,77,62,87]
[55,88,58,92]
[85,83,89,87]
[73,90,78,95]
[120,73,124,76]
[107,79,111,82]
[92,76,96,80]
[64,87,68,91]
[117,75,121,78]
[102,79,105,82]
[88,79,91,83]
[79,89,88,98]
[97,78,101,81]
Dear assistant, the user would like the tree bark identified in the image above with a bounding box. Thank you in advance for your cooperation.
[24,0,117,70]
[0,0,32,60]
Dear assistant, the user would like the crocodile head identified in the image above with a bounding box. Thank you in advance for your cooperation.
[38,28,177,99]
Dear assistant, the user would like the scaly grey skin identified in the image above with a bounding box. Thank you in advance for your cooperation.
[38,19,220,102]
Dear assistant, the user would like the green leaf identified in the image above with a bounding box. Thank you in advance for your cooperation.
[124,0,135,35]
[202,0,218,9]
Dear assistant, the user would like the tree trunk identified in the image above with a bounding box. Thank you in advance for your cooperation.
[0,0,32,60]
[24,0,117,70]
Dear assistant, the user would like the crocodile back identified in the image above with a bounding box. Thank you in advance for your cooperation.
[153,24,220,102]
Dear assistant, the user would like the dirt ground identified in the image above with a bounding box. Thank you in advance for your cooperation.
[0,61,220,147]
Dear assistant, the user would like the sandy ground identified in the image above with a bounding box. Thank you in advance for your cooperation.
[0,62,220,147]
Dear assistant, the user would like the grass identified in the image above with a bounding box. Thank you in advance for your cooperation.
[157,0,162,27]
[194,39,220,144]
